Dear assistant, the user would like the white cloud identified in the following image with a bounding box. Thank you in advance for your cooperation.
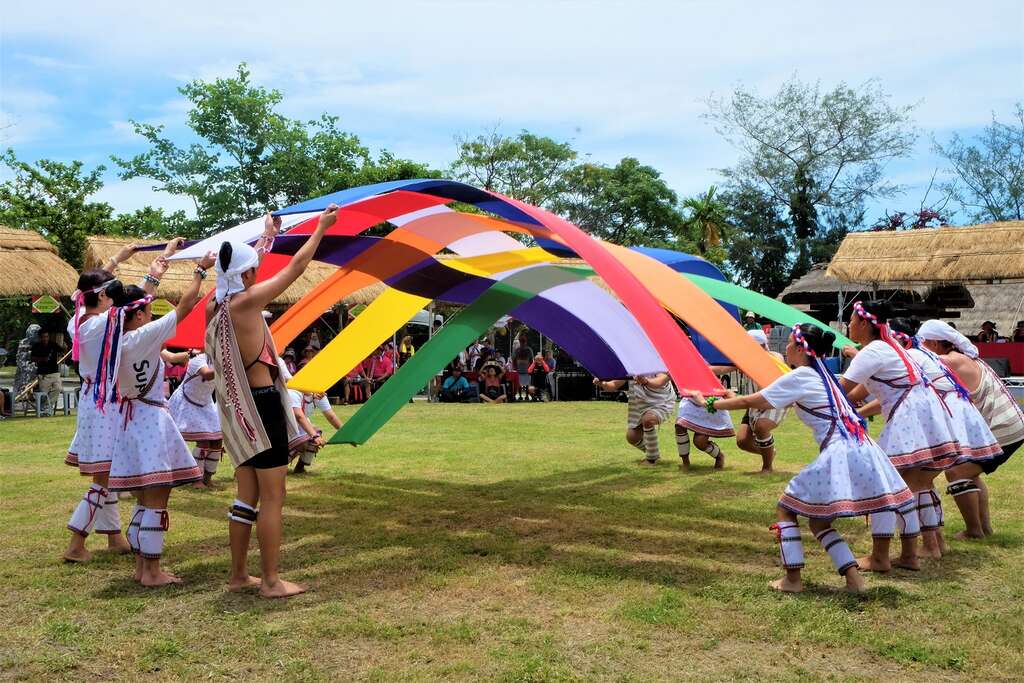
[93,177,197,216]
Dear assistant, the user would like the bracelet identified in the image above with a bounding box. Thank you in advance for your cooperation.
[194,266,208,280]
[705,396,718,414]
[143,273,161,286]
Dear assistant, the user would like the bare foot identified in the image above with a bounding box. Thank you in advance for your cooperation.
[857,555,891,573]
[635,458,660,466]
[227,575,262,592]
[678,457,691,471]
[769,577,803,593]
[844,569,867,594]
[259,578,307,599]
[754,468,773,475]
[955,530,986,541]
[918,546,942,559]
[982,524,994,536]
[292,462,307,475]
[713,454,725,470]
[891,556,921,571]
[106,535,132,554]
[192,480,210,489]
[140,569,184,587]
[63,547,93,563]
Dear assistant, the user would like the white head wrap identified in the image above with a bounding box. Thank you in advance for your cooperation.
[917,319,979,358]
[747,329,769,347]
[214,241,259,303]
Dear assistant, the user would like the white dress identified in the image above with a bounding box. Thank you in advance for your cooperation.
[167,354,222,441]
[907,347,1001,465]
[625,377,675,428]
[676,391,735,437]
[66,315,121,475]
[107,312,202,491]
[844,341,961,470]
[762,366,913,519]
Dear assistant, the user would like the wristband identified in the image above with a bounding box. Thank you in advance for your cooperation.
[194,266,208,280]
[705,396,718,414]
[143,273,161,286]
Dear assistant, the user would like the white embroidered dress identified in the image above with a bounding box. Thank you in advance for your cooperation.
[66,315,121,474]
[167,353,222,441]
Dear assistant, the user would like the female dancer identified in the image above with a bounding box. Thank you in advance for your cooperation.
[730,329,788,473]
[63,240,179,563]
[97,251,215,586]
[676,377,734,471]
[167,351,223,488]
[595,372,675,465]
[839,301,961,572]
[690,324,912,593]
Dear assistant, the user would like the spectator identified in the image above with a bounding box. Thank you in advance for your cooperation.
[282,348,298,375]
[543,348,558,399]
[398,335,416,366]
[503,357,520,400]
[343,362,368,404]
[977,320,1000,343]
[366,345,395,393]
[1013,321,1024,343]
[743,311,760,330]
[468,338,485,371]
[479,362,507,404]
[299,346,317,369]
[30,330,62,415]
[526,354,551,401]
[512,333,534,400]
[440,366,470,402]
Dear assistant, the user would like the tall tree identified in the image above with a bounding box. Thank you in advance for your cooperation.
[706,77,917,278]
[680,186,728,256]
[722,187,792,297]
[114,63,434,236]
[934,103,1024,222]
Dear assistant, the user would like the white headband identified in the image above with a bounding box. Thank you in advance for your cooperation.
[214,241,259,303]
[917,319,979,358]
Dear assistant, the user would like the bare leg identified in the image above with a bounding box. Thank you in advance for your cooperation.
[752,419,777,473]
[675,424,691,470]
[770,508,803,593]
[228,466,262,591]
[193,440,211,489]
[694,433,725,469]
[254,466,306,598]
[735,422,756,454]
[976,476,993,536]
[945,464,986,539]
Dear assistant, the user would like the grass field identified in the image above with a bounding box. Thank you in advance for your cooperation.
[1,401,1023,682]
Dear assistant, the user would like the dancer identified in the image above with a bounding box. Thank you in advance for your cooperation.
[99,252,215,586]
[731,329,787,473]
[917,319,1024,539]
[278,358,332,475]
[206,207,337,598]
[839,300,961,572]
[167,350,223,488]
[689,324,912,593]
[676,377,734,471]
[62,240,177,563]
[594,372,675,465]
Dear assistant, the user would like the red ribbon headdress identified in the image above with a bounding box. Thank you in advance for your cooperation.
[91,294,154,411]
[852,301,919,384]
[792,325,867,442]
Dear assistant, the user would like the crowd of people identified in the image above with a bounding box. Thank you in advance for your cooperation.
[432,332,559,403]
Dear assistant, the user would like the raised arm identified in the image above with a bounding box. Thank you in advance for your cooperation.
[594,378,626,392]
[141,238,186,296]
[174,252,216,323]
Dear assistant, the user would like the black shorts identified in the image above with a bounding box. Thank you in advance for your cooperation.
[484,386,502,400]
[981,439,1022,475]
[241,387,291,469]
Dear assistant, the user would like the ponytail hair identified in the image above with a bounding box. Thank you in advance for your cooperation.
[853,300,919,383]
[219,241,233,272]
[791,324,866,442]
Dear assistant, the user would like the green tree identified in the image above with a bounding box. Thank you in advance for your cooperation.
[706,77,916,279]
[0,150,113,268]
[934,103,1024,222]
[722,187,792,297]
[107,207,191,240]
[680,186,728,256]
[114,63,434,236]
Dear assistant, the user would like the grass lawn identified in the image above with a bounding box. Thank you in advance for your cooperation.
[1,401,1022,682]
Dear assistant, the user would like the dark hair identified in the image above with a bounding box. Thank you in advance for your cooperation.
[77,269,115,307]
[219,241,233,271]
[888,317,921,337]
[107,282,147,309]
[796,323,835,357]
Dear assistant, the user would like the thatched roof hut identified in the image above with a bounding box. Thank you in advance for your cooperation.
[952,282,1024,335]
[0,226,79,297]
[84,235,383,307]
[827,221,1024,284]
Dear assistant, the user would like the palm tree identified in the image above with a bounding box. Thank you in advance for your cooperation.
[681,186,729,256]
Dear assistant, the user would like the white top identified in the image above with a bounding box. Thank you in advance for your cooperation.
[907,347,955,393]
[117,312,177,401]
[288,389,330,416]
[74,314,108,382]
[843,340,911,384]
[761,366,835,445]
[180,353,215,404]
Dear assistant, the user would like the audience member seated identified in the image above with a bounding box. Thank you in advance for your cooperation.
[282,347,298,375]
[343,362,368,404]
[1013,321,1024,343]
[440,367,471,402]
[365,345,395,393]
[299,345,317,369]
[526,354,551,401]
[977,320,1002,343]
[479,362,507,404]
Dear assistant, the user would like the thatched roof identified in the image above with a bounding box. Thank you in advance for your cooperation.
[0,225,79,297]
[827,221,1024,284]
[780,264,929,304]
[948,282,1024,334]
[84,235,381,306]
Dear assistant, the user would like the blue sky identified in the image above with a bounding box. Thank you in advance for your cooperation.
[1,0,1021,225]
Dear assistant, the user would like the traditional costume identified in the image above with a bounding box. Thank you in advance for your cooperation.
[167,353,223,475]
[625,375,675,463]
[762,327,913,576]
[676,383,734,464]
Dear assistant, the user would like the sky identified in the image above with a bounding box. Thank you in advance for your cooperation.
[1,0,1022,226]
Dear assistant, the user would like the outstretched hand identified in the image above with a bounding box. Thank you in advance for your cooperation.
[113,242,138,265]
[317,203,340,231]
[197,251,216,270]
[264,213,282,237]
[841,345,859,359]
[162,237,186,258]
[683,389,706,406]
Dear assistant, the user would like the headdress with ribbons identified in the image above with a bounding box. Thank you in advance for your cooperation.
[852,301,919,384]
[215,241,259,303]
[70,279,116,361]
[792,325,867,442]
[91,294,154,410]
[903,333,972,401]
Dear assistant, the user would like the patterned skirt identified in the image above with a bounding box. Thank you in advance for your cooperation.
[779,436,914,519]
[65,386,120,475]
[107,402,202,491]
[168,390,222,441]
[879,388,961,470]
[941,392,1003,466]
[675,399,735,437]
[746,405,788,427]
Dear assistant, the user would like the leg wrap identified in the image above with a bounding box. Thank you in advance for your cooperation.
[770,521,804,569]
[870,511,896,538]
[917,490,942,531]
[192,446,206,467]
[203,447,222,475]
[94,489,122,535]
[138,509,168,560]
[299,447,317,467]
[700,440,722,461]
[67,484,106,537]
[754,434,775,449]
[896,498,920,538]
[675,429,690,459]
[946,478,980,497]
[228,499,258,526]
[815,527,857,576]
[642,425,660,463]
[126,504,144,553]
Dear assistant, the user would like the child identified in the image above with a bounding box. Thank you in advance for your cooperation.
[167,351,223,488]
[526,354,551,401]
[676,378,735,471]
[595,372,675,465]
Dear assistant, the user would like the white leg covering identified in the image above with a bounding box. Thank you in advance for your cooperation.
[67,484,106,537]
[918,490,942,531]
[94,489,122,535]
[138,508,168,560]
[126,504,144,553]
[896,498,921,538]
[204,447,222,475]
[870,511,896,538]
[228,499,257,526]
[676,429,690,459]
[299,447,317,467]
[771,521,804,569]
[815,527,858,575]
[642,425,660,463]
[192,446,205,469]
[699,440,722,461]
